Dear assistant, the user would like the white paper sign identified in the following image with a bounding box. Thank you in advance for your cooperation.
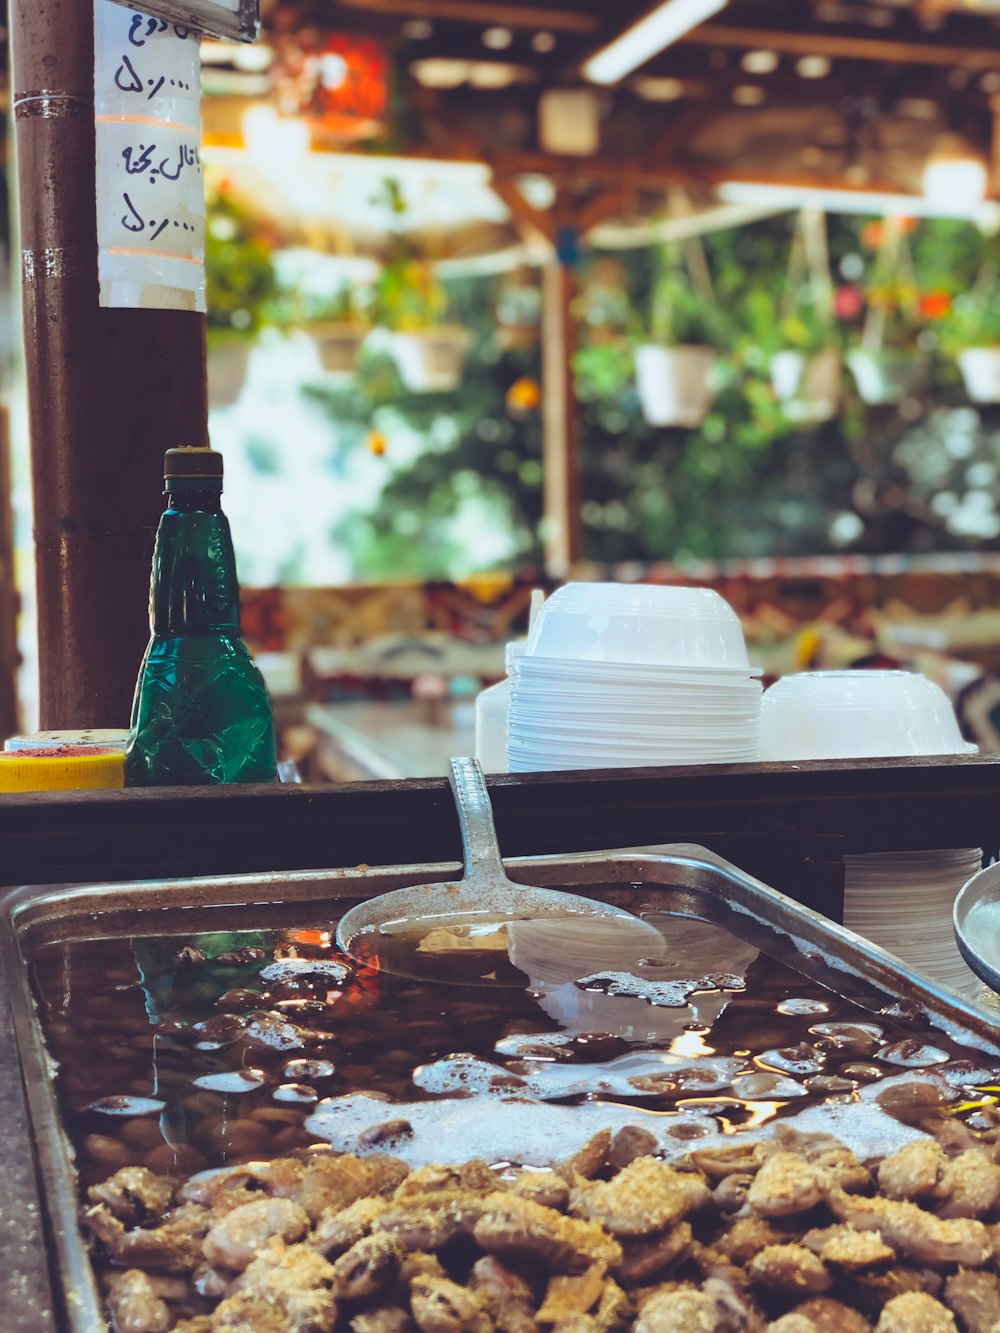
[95,0,206,312]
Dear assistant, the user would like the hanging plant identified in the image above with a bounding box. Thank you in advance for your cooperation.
[936,264,1000,403]
[496,267,542,350]
[295,281,373,377]
[764,211,842,422]
[633,236,720,429]
[205,190,279,408]
[374,179,470,393]
[576,257,632,347]
[846,217,928,406]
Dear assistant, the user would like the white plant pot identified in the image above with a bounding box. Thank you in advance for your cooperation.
[958,347,1000,404]
[847,348,924,406]
[392,329,470,393]
[310,324,368,376]
[635,344,717,428]
[770,350,807,401]
[207,339,252,409]
[772,347,842,422]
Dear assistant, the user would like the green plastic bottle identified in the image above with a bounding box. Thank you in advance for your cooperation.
[125,446,277,786]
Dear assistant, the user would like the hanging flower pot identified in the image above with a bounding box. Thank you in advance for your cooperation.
[392,328,470,393]
[207,339,253,410]
[309,323,369,376]
[957,347,1000,404]
[635,344,717,428]
[771,347,842,422]
[770,350,807,401]
[846,348,924,406]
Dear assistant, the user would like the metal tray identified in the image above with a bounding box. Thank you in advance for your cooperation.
[4,844,1000,1333]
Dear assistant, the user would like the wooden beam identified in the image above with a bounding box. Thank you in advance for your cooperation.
[682,22,1000,70]
[490,175,557,248]
[541,257,581,576]
[576,188,637,236]
[337,0,600,33]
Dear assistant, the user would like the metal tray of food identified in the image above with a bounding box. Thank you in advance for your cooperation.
[4,844,1000,1333]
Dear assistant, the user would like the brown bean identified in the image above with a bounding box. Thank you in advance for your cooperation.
[120,1119,166,1152]
[201,1118,270,1157]
[84,1134,134,1171]
[144,1143,207,1177]
[250,1106,301,1125]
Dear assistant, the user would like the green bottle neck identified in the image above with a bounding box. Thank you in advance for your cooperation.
[150,483,242,635]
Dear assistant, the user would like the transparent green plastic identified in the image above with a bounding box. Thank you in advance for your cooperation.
[125,483,277,786]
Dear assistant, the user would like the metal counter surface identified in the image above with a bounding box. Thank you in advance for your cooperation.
[0,925,58,1332]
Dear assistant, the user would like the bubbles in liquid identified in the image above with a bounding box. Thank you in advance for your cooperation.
[85,1096,166,1117]
[191,1014,249,1049]
[877,1040,951,1068]
[283,1058,335,1081]
[243,1012,308,1052]
[412,1050,747,1103]
[273,1083,319,1104]
[777,998,831,1016]
[259,959,350,985]
[194,1070,267,1094]
[757,1044,825,1076]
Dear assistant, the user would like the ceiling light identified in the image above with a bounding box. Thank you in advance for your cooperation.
[483,26,513,50]
[467,62,526,89]
[538,88,600,155]
[532,32,557,53]
[795,55,831,79]
[411,58,471,88]
[718,178,992,220]
[732,84,765,105]
[583,0,728,86]
[923,132,988,211]
[632,75,686,100]
[401,19,433,39]
[741,49,778,74]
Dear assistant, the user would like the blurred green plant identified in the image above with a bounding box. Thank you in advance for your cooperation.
[640,242,720,346]
[205,193,279,348]
[372,179,454,332]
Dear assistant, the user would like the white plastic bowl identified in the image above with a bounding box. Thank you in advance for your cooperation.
[524,582,751,670]
[759,669,967,761]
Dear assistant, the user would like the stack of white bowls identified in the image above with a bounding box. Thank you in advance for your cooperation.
[506,583,762,773]
[760,669,981,995]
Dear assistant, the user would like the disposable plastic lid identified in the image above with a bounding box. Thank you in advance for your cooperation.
[164,446,223,481]
[0,747,124,792]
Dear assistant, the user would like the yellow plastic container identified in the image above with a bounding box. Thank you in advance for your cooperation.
[0,746,125,792]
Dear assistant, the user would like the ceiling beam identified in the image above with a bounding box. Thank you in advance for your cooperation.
[680,22,1000,70]
[490,175,557,248]
[336,0,600,34]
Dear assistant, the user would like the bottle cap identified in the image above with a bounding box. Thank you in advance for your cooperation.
[164,446,224,481]
[0,747,124,792]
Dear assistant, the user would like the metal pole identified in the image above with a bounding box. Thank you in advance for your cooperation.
[541,256,580,577]
[11,0,208,729]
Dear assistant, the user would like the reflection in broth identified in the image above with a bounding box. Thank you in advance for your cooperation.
[26,898,1000,1190]
[365,908,668,987]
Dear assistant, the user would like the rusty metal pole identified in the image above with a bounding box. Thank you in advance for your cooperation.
[12,0,208,729]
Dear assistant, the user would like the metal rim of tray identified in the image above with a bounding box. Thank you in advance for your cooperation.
[5,843,1000,1333]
